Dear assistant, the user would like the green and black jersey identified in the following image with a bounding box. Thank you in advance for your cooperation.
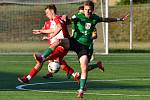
[71,13,102,47]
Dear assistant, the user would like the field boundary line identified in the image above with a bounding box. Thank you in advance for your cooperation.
[16,79,150,97]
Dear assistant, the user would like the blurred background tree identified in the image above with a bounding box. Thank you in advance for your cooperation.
[118,0,150,5]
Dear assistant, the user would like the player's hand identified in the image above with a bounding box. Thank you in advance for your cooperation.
[61,15,67,22]
[49,34,55,39]
[32,30,41,34]
[120,14,129,21]
[92,28,97,39]
[42,36,48,40]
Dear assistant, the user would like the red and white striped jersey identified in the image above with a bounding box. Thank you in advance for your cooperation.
[43,15,69,44]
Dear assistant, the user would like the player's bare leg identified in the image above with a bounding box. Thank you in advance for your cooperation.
[77,55,88,98]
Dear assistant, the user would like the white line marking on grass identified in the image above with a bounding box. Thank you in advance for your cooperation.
[16,79,150,97]
[2,60,150,65]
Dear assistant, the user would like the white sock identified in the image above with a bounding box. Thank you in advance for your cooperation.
[27,75,31,80]
[72,73,76,77]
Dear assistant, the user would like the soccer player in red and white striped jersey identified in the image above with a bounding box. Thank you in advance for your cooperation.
[18,4,80,84]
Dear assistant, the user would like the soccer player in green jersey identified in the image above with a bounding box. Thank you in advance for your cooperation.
[34,1,128,98]
[72,5,97,61]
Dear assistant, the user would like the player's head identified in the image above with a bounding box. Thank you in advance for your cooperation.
[78,6,84,13]
[45,4,57,20]
[83,1,94,18]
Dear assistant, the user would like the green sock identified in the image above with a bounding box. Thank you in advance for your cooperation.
[80,79,87,90]
[88,63,98,71]
[43,48,53,58]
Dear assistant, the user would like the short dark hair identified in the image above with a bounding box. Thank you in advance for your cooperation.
[45,4,57,14]
[84,1,94,10]
[78,6,84,10]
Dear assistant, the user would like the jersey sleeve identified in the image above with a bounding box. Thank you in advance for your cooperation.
[43,22,47,29]
[71,14,77,20]
[43,21,51,30]
[96,15,118,23]
[97,16,103,22]
[93,14,103,23]
[71,13,80,30]
[54,16,62,25]
[71,15,76,30]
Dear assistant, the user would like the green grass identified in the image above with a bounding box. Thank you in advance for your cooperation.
[1,42,150,53]
[0,54,150,100]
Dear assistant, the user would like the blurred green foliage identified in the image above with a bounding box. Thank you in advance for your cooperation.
[118,0,150,5]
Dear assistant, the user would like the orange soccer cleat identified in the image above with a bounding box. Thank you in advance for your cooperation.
[34,53,44,64]
[76,89,84,98]
[18,75,29,84]
[97,61,104,72]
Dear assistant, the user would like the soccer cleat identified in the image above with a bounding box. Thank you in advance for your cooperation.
[74,72,81,84]
[33,53,44,64]
[43,73,53,79]
[97,61,104,72]
[77,89,84,98]
[18,75,29,84]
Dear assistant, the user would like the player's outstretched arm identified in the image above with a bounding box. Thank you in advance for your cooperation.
[32,28,55,35]
[32,29,41,34]
[120,14,129,21]
[101,14,129,22]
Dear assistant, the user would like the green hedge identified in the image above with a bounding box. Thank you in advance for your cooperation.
[118,0,150,5]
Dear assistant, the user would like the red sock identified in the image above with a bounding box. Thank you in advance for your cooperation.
[68,67,74,75]
[48,71,53,75]
[29,68,38,78]
[61,61,74,74]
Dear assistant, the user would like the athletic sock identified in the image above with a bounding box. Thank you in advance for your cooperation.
[62,65,69,73]
[61,61,74,74]
[43,47,53,58]
[80,78,87,90]
[27,68,38,80]
[88,63,98,71]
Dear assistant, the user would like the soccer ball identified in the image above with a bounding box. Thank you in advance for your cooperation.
[48,61,60,73]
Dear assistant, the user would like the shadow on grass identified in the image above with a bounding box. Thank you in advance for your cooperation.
[0,71,76,91]
[22,80,150,91]
[1,71,150,91]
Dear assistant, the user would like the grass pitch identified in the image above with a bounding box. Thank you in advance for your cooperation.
[0,53,150,100]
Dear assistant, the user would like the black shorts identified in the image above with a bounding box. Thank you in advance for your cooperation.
[69,37,93,62]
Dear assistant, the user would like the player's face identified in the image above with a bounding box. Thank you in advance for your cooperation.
[79,9,84,13]
[84,5,93,18]
[45,9,53,20]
